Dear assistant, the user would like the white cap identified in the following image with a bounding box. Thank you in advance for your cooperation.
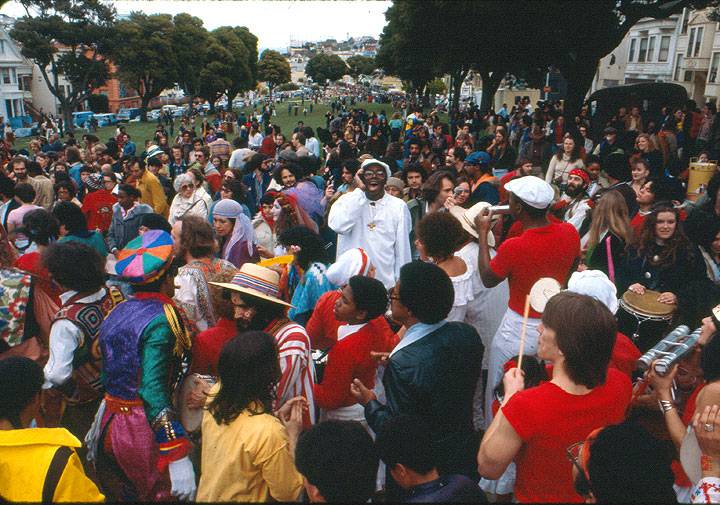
[361,158,391,179]
[326,248,373,287]
[504,176,554,209]
[567,270,619,314]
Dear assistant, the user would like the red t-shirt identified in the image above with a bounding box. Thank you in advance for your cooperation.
[306,290,342,350]
[313,317,397,410]
[490,222,580,318]
[190,318,237,376]
[81,189,117,232]
[502,368,632,503]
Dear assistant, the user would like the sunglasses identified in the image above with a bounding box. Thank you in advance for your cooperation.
[180,184,193,191]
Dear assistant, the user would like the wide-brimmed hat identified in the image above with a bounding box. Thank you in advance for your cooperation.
[448,202,496,248]
[115,229,174,284]
[209,263,293,308]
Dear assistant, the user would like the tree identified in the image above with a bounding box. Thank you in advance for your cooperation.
[172,13,210,99]
[110,13,178,121]
[425,78,447,96]
[257,49,291,97]
[10,0,116,132]
[346,55,376,78]
[305,53,348,84]
[198,26,257,106]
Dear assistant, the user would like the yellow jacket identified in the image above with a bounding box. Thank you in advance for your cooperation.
[137,170,168,217]
[0,427,104,502]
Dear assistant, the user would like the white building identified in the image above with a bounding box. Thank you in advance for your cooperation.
[0,15,32,121]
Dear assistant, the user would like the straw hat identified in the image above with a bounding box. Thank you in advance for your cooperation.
[448,202,496,248]
[209,263,294,308]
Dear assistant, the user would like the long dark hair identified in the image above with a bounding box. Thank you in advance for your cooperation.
[635,203,691,267]
[207,331,281,425]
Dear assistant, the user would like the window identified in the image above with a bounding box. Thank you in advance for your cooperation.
[10,68,16,85]
[659,36,671,62]
[639,38,648,62]
[695,27,704,56]
[0,68,10,85]
[685,70,693,82]
[647,36,656,62]
[674,54,683,81]
[687,27,696,57]
[682,9,689,34]
[710,53,720,83]
[629,38,637,62]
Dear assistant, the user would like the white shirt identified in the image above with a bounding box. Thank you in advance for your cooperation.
[43,288,106,389]
[328,188,412,289]
[249,132,263,149]
[305,137,321,158]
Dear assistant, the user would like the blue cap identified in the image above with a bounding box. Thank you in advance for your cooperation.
[465,151,491,165]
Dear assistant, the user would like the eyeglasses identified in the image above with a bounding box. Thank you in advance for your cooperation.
[363,170,386,178]
[180,184,192,191]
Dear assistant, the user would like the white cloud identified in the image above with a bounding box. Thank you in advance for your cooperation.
[0,0,391,52]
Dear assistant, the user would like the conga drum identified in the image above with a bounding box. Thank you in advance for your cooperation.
[687,160,717,201]
[618,289,676,353]
[177,373,216,435]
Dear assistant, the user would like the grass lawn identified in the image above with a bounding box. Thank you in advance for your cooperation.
[15,101,413,153]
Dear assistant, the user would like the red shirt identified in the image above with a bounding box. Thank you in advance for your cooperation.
[610,331,641,376]
[313,317,397,410]
[490,222,580,318]
[306,290,342,350]
[502,368,632,503]
[81,189,117,232]
[499,170,517,203]
[190,318,237,376]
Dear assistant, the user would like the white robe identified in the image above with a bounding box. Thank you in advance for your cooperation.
[328,188,412,289]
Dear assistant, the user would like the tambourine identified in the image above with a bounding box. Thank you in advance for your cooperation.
[529,277,561,313]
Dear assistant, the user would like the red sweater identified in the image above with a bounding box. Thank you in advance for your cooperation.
[306,290,342,350]
[313,317,397,410]
[191,318,237,376]
[81,189,117,232]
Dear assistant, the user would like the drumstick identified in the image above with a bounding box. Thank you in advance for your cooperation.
[517,295,531,371]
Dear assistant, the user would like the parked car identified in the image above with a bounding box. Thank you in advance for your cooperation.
[172,106,187,118]
[117,108,142,122]
[147,109,162,121]
[94,113,118,127]
[72,111,95,128]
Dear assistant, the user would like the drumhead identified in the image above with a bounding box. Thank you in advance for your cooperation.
[621,289,676,317]
[529,277,561,313]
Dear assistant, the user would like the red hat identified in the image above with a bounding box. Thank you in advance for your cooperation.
[569,168,590,185]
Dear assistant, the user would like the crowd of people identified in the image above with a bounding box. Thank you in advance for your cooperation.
[3,94,720,503]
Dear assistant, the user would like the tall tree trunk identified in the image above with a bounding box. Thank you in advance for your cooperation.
[62,102,74,134]
[559,58,599,127]
[450,68,468,117]
[478,69,504,115]
[140,93,152,122]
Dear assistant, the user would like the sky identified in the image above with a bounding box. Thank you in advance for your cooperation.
[0,0,392,52]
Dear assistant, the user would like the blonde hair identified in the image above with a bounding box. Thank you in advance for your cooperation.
[586,191,633,252]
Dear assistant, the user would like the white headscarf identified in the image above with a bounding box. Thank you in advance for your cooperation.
[326,248,372,287]
[567,270,619,314]
[214,199,254,257]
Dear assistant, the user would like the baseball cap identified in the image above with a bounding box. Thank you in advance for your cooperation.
[504,176,554,209]
[465,151,491,166]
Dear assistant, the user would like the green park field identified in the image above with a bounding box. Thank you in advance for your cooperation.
[15,101,411,153]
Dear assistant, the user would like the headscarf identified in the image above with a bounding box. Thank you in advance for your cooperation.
[566,270,619,314]
[326,248,372,287]
[276,193,318,234]
[285,180,324,223]
[214,199,254,257]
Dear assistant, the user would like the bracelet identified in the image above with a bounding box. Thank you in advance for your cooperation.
[658,399,675,414]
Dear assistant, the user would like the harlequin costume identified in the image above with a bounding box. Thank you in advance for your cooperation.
[42,283,124,439]
[86,230,195,501]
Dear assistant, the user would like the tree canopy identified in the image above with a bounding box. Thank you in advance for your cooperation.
[378,0,716,118]
[346,55,376,78]
[305,53,348,84]
[10,0,116,131]
[258,49,291,95]
[199,26,258,105]
[109,12,178,120]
